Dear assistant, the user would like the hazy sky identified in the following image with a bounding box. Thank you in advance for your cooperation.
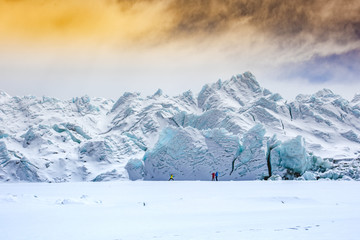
[0,0,359,100]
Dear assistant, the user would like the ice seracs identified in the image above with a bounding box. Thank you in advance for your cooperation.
[0,72,359,182]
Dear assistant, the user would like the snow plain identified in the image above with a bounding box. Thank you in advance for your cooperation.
[1,181,360,240]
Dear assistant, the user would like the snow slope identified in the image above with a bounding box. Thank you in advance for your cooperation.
[0,181,359,240]
[0,72,360,182]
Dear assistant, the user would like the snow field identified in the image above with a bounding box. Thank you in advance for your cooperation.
[0,181,360,240]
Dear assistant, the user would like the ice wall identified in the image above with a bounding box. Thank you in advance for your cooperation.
[142,124,339,181]
[143,127,240,180]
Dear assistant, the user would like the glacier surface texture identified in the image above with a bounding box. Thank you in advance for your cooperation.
[0,72,360,182]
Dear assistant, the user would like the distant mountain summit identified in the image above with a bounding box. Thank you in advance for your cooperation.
[0,72,359,182]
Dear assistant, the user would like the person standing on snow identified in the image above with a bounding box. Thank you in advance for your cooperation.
[215,171,219,181]
[212,172,215,181]
[169,174,174,181]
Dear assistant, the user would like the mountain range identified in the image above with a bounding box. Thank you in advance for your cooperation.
[1,72,359,182]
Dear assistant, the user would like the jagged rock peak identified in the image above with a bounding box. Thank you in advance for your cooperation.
[315,88,335,98]
[351,93,360,103]
[0,90,11,104]
[232,71,261,92]
[72,95,90,104]
[296,88,338,102]
[179,90,197,107]
[201,71,261,94]
[182,90,193,98]
[152,89,163,98]
[111,92,139,112]
[0,90,10,98]
[182,90,195,101]
[197,72,265,110]
[215,79,222,90]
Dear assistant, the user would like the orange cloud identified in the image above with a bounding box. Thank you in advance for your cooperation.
[0,0,174,46]
[0,0,358,51]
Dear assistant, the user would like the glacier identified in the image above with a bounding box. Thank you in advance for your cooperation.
[0,72,359,182]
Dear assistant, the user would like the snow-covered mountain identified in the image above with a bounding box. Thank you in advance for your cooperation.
[1,72,359,182]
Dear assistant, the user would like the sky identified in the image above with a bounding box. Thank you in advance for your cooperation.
[0,0,359,101]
